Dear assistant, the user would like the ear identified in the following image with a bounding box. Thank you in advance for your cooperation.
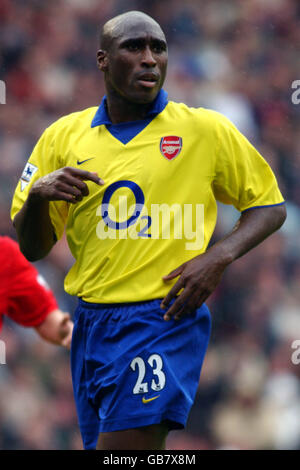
[97,50,108,72]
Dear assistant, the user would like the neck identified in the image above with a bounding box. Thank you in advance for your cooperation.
[105,87,157,124]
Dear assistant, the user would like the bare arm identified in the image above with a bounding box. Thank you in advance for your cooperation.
[14,193,56,262]
[161,204,287,320]
[13,167,104,261]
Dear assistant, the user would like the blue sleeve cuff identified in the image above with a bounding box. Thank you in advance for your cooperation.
[241,201,285,213]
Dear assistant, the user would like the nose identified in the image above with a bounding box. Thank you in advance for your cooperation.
[141,46,157,68]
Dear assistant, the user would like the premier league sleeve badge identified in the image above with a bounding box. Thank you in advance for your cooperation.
[20,162,38,191]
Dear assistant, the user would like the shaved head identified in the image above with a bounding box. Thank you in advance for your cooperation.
[100,11,165,51]
[97,10,168,112]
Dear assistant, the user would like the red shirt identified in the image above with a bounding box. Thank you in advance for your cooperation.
[0,236,58,331]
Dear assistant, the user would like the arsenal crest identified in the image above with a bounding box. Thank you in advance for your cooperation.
[160,136,182,160]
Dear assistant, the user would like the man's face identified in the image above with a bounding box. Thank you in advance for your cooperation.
[98,19,168,104]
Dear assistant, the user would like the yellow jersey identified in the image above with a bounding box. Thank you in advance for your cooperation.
[11,94,284,303]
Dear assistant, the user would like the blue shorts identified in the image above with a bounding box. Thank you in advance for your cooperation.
[71,298,211,450]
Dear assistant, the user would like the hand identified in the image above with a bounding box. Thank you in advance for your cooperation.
[30,167,104,204]
[160,247,229,321]
[35,309,74,349]
[57,313,74,349]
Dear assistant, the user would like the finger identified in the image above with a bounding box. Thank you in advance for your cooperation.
[61,333,72,349]
[55,191,80,203]
[162,264,185,281]
[160,277,185,310]
[57,182,84,200]
[163,286,195,321]
[68,168,104,185]
[60,175,90,195]
[173,289,203,321]
[60,322,73,344]
[176,290,211,321]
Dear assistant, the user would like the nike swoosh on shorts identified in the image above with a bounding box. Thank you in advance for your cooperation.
[142,395,160,404]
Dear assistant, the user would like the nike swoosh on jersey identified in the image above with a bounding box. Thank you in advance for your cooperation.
[77,158,95,165]
[142,395,160,404]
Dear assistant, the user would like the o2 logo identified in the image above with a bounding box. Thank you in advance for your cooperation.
[97,180,151,238]
[96,180,204,250]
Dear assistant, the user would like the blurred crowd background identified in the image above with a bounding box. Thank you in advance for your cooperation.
[0,0,300,450]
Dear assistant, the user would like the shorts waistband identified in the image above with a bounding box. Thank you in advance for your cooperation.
[78,298,164,310]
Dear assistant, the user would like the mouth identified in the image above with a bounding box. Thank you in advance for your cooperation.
[136,73,159,89]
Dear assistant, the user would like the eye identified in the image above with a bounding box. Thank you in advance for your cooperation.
[151,42,167,54]
[127,44,138,51]
[124,41,141,52]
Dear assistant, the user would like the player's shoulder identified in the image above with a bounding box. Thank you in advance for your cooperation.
[166,100,233,129]
[43,106,99,139]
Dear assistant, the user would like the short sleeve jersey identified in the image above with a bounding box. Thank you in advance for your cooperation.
[11,100,284,303]
[0,237,58,331]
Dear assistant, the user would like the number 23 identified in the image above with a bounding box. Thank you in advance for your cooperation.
[130,354,166,394]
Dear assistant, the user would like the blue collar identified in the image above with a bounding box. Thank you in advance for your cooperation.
[91,89,168,128]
